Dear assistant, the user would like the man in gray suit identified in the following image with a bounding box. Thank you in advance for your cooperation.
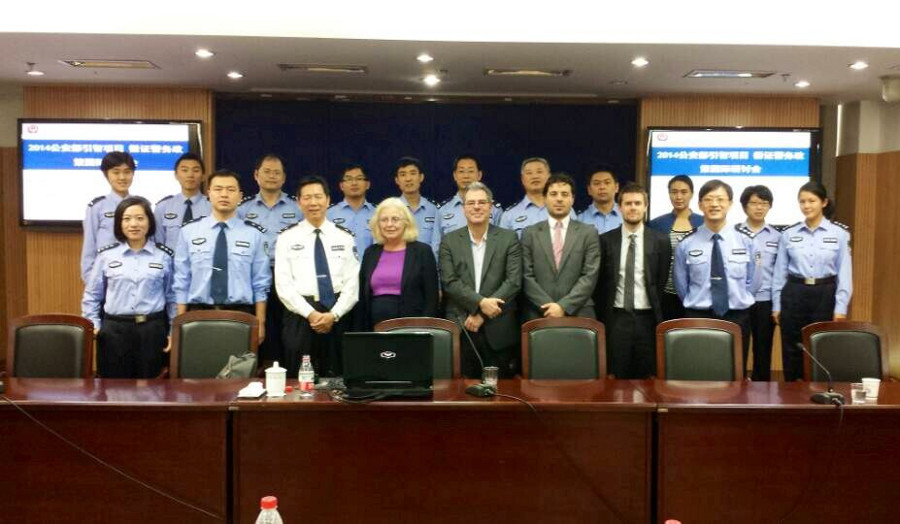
[522,173,600,320]
[440,182,523,378]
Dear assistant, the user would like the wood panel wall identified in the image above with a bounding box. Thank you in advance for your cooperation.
[1,147,29,346]
[19,86,214,315]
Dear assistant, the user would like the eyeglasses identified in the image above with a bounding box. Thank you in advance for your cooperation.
[378,216,404,225]
[701,197,728,205]
[464,200,491,208]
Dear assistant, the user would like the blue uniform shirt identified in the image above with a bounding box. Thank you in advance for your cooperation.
[500,196,577,239]
[578,203,622,235]
[154,193,212,249]
[737,222,782,302]
[81,192,127,281]
[437,194,502,236]
[674,224,759,311]
[771,218,853,315]
[237,192,302,265]
[400,194,442,258]
[326,199,376,255]
[173,215,272,305]
[82,241,176,329]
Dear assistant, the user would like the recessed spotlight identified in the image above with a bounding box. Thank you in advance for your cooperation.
[403,96,413,101]
[417,53,434,63]
[607,99,620,104]
[427,98,438,102]
[227,71,244,79]
[334,94,348,100]
[25,62,44,76]
[794,80,810,88]
[195,49,215,59]
[260,93,272,98]
[423,74,441,87]
[849,61,869,71]
[631,57,649,68]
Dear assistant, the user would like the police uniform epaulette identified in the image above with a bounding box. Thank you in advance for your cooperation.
[88,195,106,207]
[504,202,517,211]
[245,220,267,233]
[335,224,355,237]
[239,195,254,205]
[773,224,792,232]
[735,223,754,237]
[155,243,174,257]
[437,198,450,208]
[180,216,203,227]
[832,220,850,232]
[785,221,802,230]
[278,222,300,234]
[156,194,174,205]
[97,242,120,253]
[287,194,297,200]
[492,201,502,209]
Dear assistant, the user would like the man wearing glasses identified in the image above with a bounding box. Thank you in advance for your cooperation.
[327,163,375,255]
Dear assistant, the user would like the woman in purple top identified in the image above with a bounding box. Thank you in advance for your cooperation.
[354,198,439,331]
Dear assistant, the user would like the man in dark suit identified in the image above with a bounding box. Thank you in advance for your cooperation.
[440,182,522,378]
[595,183,672,379]
[522,173,600,321]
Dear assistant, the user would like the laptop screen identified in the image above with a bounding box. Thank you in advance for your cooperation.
[342,332,434,390]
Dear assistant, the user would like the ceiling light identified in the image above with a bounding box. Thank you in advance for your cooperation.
[25,62,44,76]
[795,80,810,88]
[417,53,434,63]
[484,68,571,77]
[334,94,348,100]
[423,74,441,86]
[426,98,438,102]
[631,57,649,68]
[686,69,776,79]
[609,80,628,86]
[607,99,620,104]
[195,49,215,59]
[849,61,869,71]
[277,63,368,74]
[61,59,159,69]
[403,96,413,101]
[227,71,244,79]
[260,94,272,98]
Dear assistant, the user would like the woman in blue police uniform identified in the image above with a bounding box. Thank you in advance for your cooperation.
[772,181,852,382]
[82,196,176,378]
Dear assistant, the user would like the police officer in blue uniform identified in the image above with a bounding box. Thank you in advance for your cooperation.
[578,166,622,235]
[500,157,575,238]
[736,185,783,381]
[772,181,852,382]
[326,163,375,255]
[81,151,135,282]
[154,152,212,249]
[674,180,759,355]
[174,170,271,342]
[438,154,501,236]
[395,157,442,259]
[82,196,176,378]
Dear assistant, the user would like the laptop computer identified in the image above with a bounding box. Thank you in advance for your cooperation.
[342,332,434,399]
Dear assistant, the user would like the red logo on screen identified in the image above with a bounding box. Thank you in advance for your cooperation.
[657,133,668,141]
[27,124,38,134]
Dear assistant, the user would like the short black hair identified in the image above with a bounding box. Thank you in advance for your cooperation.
[254,153,286,172]
[342,163,367,180]
[207,169,242,189]
[698,179,733,201]
[618,182,648,205]
[588,164,618,184]
[297,175,330,199]
[740,185,774,209]
[174,152,205,173]
[667,174,694,192]
[396,156,424,175]
[100,151,136,175]
[798,180,835,218]
[543,172,576,196]
[453,154,480,172]
[113,196,156,242]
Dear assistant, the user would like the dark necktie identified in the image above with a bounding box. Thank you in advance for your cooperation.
[314,229,336,309]
[211,223,229,304]
[182,199,193,224]
[624,234,636,312]
[710,233,729,317]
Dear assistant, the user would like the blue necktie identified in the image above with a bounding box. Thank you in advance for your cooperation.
[182,199,193,224]
[710,233,729,317]
[211,223,229,304]
[314,229,336,309]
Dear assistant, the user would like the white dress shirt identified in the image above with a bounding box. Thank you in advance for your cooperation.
[468,227,488,293]
[547,215,571,245]
[614,225,651,310]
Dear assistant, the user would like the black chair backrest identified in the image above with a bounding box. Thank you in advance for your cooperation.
[522,318,606,379]
[662,328,737,380]
[8,315,94,379]
[809,331,883,382]
[173,312,257,379]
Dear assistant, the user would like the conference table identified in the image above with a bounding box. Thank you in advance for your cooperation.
[2,377,897,523]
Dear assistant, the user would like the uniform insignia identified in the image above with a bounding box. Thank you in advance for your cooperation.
[148,262,163,270]
[735,224,754,237]
[515,215,527,222]
[823,237,838,244]
[504,202,518,211]
[352,245,359,260]
[333,218,346,224]
[279,223,300,234]
[773,224,791,232]
[335,224,355,237]
[240,195,254,204]
[156,195,174,204]
[104,212,115,218]
[832,220,850,231]
[282,212,296,219]
[731,248,747,255]
[108,261,122,268]
[331,245,345,252]
[192,237,207,245]
[245,213,259,219]
[288,194,297,201]
[689,250,703,257]
[97,242,120,253]
[155,243,174,257]
[88,195,106,207]
[424,217,435,223]
[235,240,250,248]
[443,213,454,220]
[291,244,304,250]
[164,213,178,219]
[244,220,267,233]
[790,236,802,242]
[493,202,502,209]
[766,241,779,248]
[181,216,203,227]
[264,242,269,256]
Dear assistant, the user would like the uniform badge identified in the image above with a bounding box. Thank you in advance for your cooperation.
[823,237,838,244]
[104,212,115,218]
[246,213,259,219]
[443,213,454,220]
[282,212,296,219]
[424,217,435,223]
[352,245,359,260]
[790,236,802,242]
[689,250,703,257]
[108,261,122,268]
[333,218,345,224]
[264,242,269,255]
[291,244,304,250]
[192,238,207,245]
[148,262,163,270]
[164,213,178,219]
[731,248,747,255]
[331,245,345,252]
[766,241,779,248]
[235,240,250,248]
[515,215,527,222]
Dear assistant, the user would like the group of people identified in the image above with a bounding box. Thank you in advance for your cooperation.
[80,151,852,383]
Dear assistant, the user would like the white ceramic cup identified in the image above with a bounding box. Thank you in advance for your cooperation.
[861,377,881,399]
[265,361,287,397]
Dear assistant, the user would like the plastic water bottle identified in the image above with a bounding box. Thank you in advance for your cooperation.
[255,495,284,524]
[298,355,315,398]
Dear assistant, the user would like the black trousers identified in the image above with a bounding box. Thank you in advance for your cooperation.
[257,270,285,365]
[661,292,685,321]
[187,303,255,314]
[97,316,167,379]
[282,300,349,378]
[459,328,516,380]
[780,280,836,382]
[685,307,751,377]
[748,300,775,381]
[607,308,658,379]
